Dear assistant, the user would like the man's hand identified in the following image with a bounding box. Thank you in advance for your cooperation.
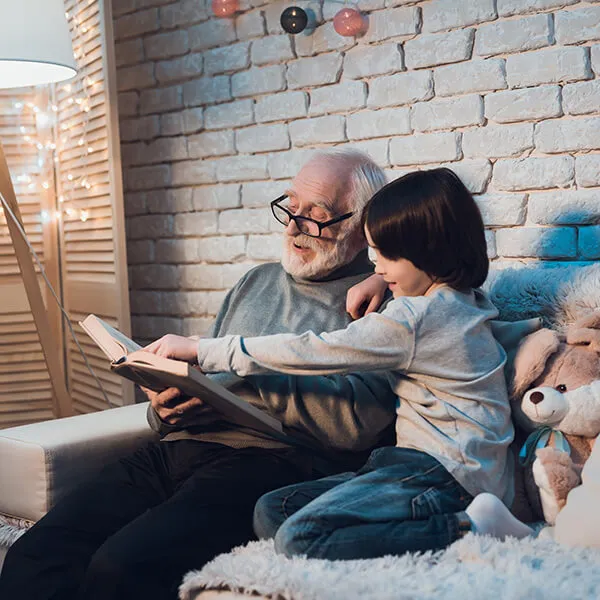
[346,274,387,320]
[142,386,218,426]
[144,334,198,363]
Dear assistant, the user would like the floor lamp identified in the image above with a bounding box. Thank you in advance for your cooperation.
[0,0,77,418]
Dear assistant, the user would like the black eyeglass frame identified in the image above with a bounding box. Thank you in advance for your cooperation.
[270,194,354,238]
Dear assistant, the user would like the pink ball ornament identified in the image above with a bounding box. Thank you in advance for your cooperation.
[212,0,239,18]
[333,7,366,37]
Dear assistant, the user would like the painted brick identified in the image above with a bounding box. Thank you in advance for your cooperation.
[463,123,534,159]
[323,0,385,18]
[116,63,156,92]
[127,214,173,240]
[390,132,461,166]
[411,95,483,132]
[181,107,205,134]
[528,190,600,225]
[236,10,265,40]
[435,159,492,194]
[576,155,600,188]
[309,81,367,116]
[348,138,390,167]
[204,42,250,76]
[218,208,270,234]
[535,117,600,153]
[216,155,269,182]
[160,113,185,136]
[188,19,236,52]
[232,65,286,98]
[188,130,235,159]
[484,86,561,124]
[287,54,343,89]
[160,0,209,28]
[120,116,159,142]
[124,192,147,217]
[343,43,404,80]
[114,39,144,68]
[288,114,346,147]
[125,165,171,191]
[495,227,577,258]
[143,137,188,163]
[423,0,496,33]
[580,226,600,259]
[485,230,497,259]
[242,180,290,207]
[236,124,290,153]
[155,239,200,264]
[139,85,183,115]
[404,29,474,69]
[593,44,600,76]
[362,6,419,43]
[207,291,228,314]
[118,91,139,117]
[155,54,203,85]
[221,263,260,287]
[247,234,284,260]
[183,76,231,107]
[171,160,217,186]
[250,35,294,66]
[121,142,145,167]
[555,6,600,45]
[146,188,194,214]
[347,107,411,140]
[255,91,309,123]
[112,0,136,18]
[475,14,552,58]
[144,30,188,61]
[170,291,210,315]
[179,264,224,290]
[174,211,218,236]
[131,264,179,290]
[127,240,154,265]
[434,59,506,97]
[115,9,159,41]
[475,193,527,226]
[506,46,592,88]
[563,80,600,116]
[295,21,355,56]
[204,99,254,130]
[491,157,574,191]
[368,71,433,108]
[497,0,578,18]
[131,316,183,339]
[130,290,164,315]
[268,148,315,179]
[180,318,215,336]
[197,236,247,263]
[193,184,241,211]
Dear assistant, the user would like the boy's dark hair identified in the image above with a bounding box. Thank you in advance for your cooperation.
[363,168,489,290]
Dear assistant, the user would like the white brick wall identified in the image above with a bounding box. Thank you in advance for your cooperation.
[114,0,600,339]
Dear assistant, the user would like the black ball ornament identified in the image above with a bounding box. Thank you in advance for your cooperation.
[280,6,308,34]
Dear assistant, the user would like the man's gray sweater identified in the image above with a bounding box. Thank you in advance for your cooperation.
[147,250,397,471]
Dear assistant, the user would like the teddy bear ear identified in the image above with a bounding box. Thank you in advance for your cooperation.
[567,310,600,354]
[511,328,562,399]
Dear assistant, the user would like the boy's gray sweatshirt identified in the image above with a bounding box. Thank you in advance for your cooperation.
[147,251,398,467]
[196,286,515,505]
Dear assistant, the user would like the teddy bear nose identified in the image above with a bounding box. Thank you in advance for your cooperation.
[530,391,544,404]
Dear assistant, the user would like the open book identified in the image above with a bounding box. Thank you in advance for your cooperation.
[79,314,284,438]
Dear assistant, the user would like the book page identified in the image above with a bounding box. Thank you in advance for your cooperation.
[79,314,142,362]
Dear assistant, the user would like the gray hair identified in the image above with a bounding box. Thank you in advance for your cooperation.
[309,149,387,214]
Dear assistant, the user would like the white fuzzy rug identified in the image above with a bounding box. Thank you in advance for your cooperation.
[180,534,600,600]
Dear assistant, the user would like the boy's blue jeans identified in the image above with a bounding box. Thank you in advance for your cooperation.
[254,447,474,560]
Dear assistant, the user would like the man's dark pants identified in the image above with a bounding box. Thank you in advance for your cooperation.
[0,440,311,600]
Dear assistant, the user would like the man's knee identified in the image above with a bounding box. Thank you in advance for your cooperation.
[253,491,285,540]
[273,516,324,558]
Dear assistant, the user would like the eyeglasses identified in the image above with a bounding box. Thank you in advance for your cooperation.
[270,194,354,238]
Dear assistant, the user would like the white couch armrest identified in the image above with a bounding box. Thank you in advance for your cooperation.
[0,402,159,523]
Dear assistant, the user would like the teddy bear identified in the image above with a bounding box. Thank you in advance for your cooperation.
[510,310,600,525]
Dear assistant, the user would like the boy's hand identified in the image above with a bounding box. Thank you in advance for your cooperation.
[144,334,198,363]
[346,274,387,320]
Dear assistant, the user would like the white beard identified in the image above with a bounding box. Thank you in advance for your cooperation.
[281,234,359,280]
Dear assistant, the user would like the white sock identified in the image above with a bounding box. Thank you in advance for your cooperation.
[465,493,535,540]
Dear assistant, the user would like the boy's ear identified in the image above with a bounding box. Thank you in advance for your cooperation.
[511,328,561,399]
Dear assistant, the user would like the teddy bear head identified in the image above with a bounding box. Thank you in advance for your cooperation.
[511,311,600,438]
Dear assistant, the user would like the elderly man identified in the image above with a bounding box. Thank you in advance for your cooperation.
[0,149,397,600]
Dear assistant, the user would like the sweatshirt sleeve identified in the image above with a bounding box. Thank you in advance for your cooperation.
[196,307,416,377]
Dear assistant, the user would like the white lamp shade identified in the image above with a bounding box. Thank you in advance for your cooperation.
[0,0,77,89]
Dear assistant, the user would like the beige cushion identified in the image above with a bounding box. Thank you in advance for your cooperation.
[0,403,158,522]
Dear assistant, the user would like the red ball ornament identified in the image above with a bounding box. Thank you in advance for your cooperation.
[212,0,239,18]
[333,7,366,37]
